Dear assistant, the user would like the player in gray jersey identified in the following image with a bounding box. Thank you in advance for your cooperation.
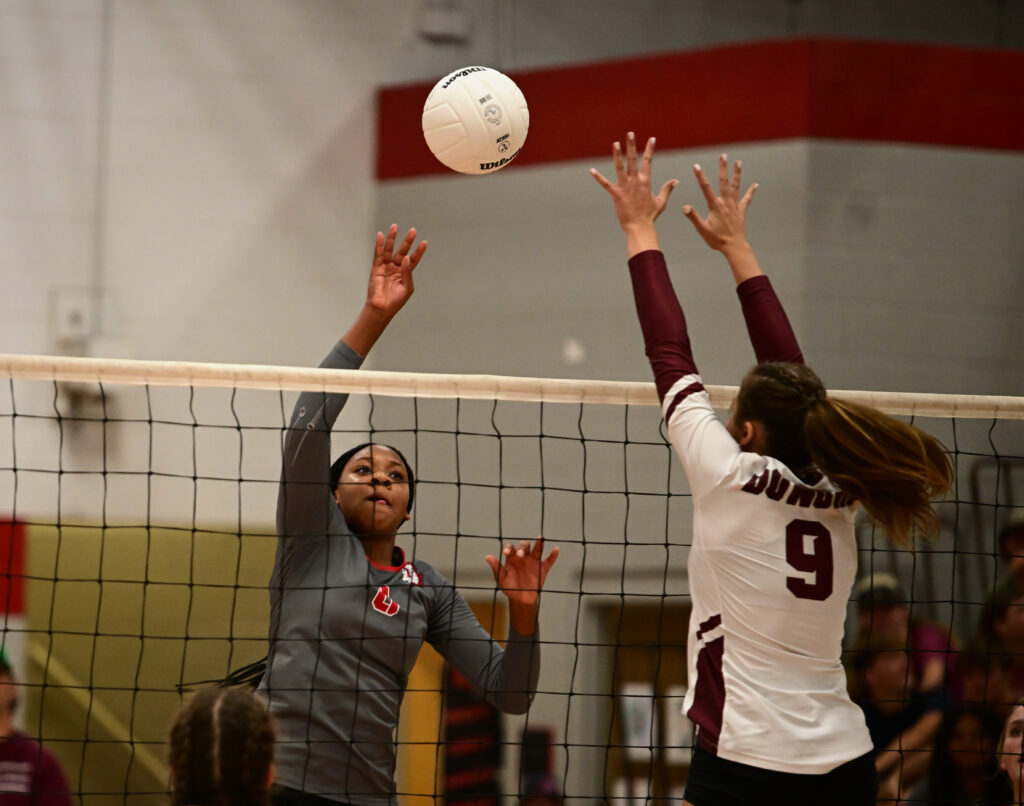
[261,224,559,806]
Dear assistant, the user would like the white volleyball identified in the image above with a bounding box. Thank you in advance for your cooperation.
[421,66,529,175]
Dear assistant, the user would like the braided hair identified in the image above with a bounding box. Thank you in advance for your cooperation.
[169,686,274,806]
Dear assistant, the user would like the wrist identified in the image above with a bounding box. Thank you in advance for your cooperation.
[623,222,660,258]
[508,599,539,636]
[719,241,763,284]
[342,305,396,356]
[719,240,753,261]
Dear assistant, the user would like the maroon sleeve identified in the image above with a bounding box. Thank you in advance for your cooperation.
[735,274,804,364]
[627,250,699,403]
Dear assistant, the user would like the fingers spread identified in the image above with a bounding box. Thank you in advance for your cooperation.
[730,159,742,195]
[740,182,758,212]
[718,153,728,196]
[655,179,678,207]
[693,164,716,208]
[407,240,428,270]
[590,168,615,193]
[612,141,625,180]
[641,136,655,175]
[395,227,417,262]
[625,132,638,175]
[484,555,500,580]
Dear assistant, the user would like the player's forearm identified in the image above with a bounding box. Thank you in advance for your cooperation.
[720,242,762,285]
[627,250,699,403]
[341,304,397,357]
[508,600,539,636]
[623,222,661,259]
[735,275,804,365]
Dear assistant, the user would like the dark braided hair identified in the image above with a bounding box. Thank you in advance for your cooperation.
[169,686,274,806]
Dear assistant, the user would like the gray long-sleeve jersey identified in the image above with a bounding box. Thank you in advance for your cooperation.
[259,340,540,805]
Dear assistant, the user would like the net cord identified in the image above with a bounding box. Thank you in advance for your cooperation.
[2,352,1022,419]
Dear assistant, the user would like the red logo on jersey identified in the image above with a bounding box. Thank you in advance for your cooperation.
[372,585,400,617]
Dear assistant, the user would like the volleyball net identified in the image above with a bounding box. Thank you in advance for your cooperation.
[1,352,1023,805]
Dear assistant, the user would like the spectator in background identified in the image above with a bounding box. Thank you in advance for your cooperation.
[848,636,944,803]
[907,704,1012,805]
[958,647,1016,720]
[521,773,563,806]
[975,575,1024,699]
[853,573,960,698]
[998,699,1024,806]
[998,519,1024,588]
[0,656,71,805]
[169,686,274,806]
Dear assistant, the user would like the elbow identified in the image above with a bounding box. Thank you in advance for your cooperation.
[496,690,535,715]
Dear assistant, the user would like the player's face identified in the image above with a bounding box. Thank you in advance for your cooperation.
[1000,705,1024,795]
[334,445,411,537]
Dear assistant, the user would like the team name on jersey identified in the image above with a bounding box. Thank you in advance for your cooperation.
[741,469,855,509]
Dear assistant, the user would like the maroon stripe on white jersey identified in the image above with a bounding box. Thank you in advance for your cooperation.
[688,618,726,755]
[665,382,707,425]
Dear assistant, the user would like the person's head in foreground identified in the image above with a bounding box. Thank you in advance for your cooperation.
[169,686,274,806]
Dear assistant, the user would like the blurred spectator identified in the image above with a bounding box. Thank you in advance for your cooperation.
[907,704,1012,805]
[958,647,1017,720]
[975,576,1024,698]
[849,635,943,803]
[521,773,562,806]
[852,573,960,698]
[999,518,1024,587]
[997,698,1024,806]
[0,656,72,805]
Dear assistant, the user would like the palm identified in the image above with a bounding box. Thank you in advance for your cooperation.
[487,538,559,605]
[591,133,676,232]
[366,225,427,316]
[367,260,411,313]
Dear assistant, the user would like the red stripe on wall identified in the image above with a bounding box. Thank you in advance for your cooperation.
[376,38,1024,180]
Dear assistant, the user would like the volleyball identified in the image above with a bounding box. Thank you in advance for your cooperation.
[422,66,529,175]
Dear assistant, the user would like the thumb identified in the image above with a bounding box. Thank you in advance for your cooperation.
[656,179,679,208]
[485,555,501,581]
[682,206,713,241]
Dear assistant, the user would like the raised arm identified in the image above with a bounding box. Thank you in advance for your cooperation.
[683,155,803,365]
[590,132,694,403]
[277,225,427,537]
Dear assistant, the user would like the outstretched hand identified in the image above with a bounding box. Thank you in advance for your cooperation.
[486,537,559,622]
[591,132,677,256]
[682,154,757,254]
[366,224,428,317]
